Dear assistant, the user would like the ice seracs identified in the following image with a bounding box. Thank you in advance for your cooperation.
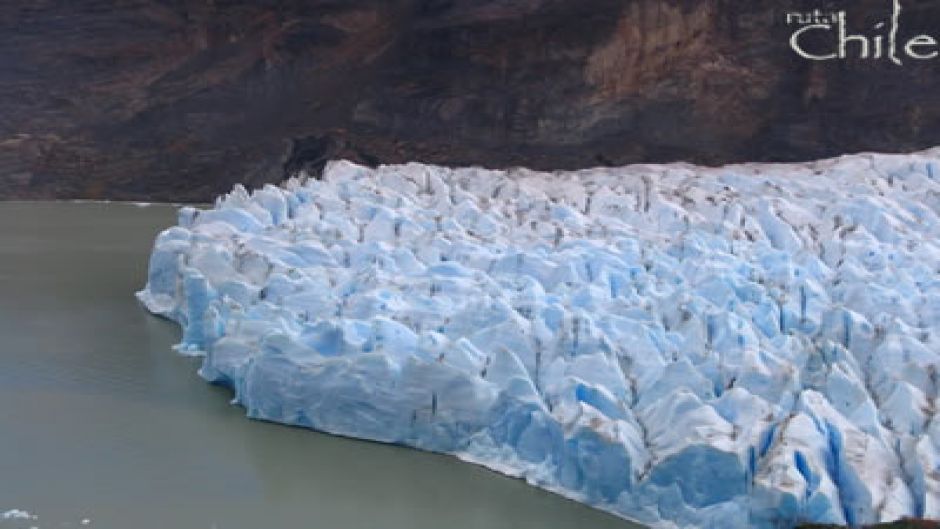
[138,149,940,529]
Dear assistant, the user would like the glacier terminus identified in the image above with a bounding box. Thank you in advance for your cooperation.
[138,150,940,529]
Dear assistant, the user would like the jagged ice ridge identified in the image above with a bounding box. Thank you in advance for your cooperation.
[138,151,940,528]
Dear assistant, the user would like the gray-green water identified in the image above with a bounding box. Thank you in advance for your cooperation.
[0,202,641,529]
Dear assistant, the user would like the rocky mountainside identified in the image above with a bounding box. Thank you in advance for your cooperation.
[2,0,939,201]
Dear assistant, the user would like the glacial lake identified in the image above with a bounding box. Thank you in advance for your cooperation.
[0,202,641,529]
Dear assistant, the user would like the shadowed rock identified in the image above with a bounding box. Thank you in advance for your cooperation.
[1,0,939,200]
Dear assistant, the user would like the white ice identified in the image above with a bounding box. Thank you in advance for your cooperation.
[138,149,940,529]
[0,510,34,520]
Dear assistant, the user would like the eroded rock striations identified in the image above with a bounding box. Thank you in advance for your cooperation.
[139,151,940,528]
[2,0,940,200]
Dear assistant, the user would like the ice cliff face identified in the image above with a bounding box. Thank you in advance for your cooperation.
[138,151,940,528]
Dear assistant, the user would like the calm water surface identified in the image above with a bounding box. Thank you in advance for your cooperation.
[0,202,641,529]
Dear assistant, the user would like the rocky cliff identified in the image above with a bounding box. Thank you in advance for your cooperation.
[2,0,938,201]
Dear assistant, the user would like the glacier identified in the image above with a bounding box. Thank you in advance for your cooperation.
[138,150,940,529]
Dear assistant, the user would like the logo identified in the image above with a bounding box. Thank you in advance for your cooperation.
[786,0,938,63]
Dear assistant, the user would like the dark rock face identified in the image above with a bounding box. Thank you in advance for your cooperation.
[2,0,939,201]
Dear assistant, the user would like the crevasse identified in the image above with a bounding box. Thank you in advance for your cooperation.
[138,150,940,529]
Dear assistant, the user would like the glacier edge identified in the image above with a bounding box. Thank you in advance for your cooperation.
[138,149,940,529]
